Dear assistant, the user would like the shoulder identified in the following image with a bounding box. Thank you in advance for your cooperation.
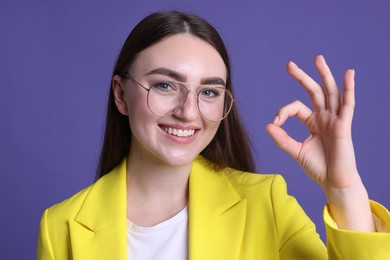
[44,184,94,223]
[223,168,288,200]
[38,160,127,257]
[43,159,127,221]
[194,155,288,200]
[38,183,94,256]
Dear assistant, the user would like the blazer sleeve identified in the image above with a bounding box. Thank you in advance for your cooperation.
[37,209,55,260]
[271,174,390,260]
[324,200,390,259]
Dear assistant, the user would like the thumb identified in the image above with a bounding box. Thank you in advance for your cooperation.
[266,123,300,160]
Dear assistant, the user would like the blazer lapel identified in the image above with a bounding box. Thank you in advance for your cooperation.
[68,159,128,260]
[189,157,247,260]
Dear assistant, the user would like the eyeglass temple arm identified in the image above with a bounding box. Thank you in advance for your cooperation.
[120,72,149,92]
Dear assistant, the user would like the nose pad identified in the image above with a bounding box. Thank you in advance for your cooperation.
[174,91,199,120]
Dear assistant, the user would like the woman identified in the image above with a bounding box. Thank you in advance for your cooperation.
[37,11,390,259]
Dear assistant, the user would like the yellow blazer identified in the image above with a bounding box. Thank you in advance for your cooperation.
[37,156,390,259]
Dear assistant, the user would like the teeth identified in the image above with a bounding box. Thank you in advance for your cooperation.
[163,127,195,137]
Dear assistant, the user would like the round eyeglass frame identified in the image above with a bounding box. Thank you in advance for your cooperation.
[120,72,234,122]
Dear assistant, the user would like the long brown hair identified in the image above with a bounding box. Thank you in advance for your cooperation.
[97,11,255,179]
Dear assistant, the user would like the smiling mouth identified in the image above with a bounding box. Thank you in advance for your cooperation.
[161,126,196,137]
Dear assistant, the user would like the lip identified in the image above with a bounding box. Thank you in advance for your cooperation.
[158,124,200,144]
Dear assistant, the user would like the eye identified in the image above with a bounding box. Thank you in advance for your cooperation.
[152,82,176,92]
[199,87,221,97]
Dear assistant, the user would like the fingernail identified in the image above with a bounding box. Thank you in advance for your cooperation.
[273,115,280,124]
[288,61,298,69]
[350,69,355,78]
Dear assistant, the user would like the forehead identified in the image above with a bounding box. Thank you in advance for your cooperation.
[129,34,227,81]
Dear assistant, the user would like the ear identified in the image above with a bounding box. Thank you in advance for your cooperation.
[112,75,129,116]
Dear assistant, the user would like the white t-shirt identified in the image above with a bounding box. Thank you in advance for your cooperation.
[127,206,188,260]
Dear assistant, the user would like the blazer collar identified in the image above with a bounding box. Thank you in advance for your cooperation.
[69,159,128,260]
[189,156,247,260]
[68,156,246,260]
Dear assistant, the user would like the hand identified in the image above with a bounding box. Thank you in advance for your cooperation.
[266,55,375,231]
[266,55,359,190]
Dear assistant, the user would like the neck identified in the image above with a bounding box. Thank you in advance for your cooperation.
[125,149,191,226]
[127,148,191,194]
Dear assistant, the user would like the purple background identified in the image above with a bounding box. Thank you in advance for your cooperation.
[1,1,389,258]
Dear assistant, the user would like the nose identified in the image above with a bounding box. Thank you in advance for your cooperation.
[173,91,200,121]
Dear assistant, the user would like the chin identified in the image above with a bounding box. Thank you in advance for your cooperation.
[159,152,198,167]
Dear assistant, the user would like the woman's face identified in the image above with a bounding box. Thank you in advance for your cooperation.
[113,33,227,166]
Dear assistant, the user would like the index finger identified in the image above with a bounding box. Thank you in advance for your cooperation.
[287,61,326,112]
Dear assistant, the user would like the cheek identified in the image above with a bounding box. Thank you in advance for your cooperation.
[125,97,150,140]
[126,91,149,120]
[205,121,221,141]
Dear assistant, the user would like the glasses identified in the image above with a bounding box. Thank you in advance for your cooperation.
[121,73,234,122]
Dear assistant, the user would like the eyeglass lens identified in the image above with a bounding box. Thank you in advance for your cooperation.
[146,81,233,121]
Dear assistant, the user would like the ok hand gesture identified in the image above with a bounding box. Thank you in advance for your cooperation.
[266,55,375,231]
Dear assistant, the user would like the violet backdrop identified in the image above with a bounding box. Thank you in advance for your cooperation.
[1,1,389,259]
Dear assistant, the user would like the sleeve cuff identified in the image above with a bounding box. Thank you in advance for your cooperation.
[323,200,390,259]
[324,200,390,233]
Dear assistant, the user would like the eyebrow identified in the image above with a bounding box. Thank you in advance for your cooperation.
[145,67,226,86]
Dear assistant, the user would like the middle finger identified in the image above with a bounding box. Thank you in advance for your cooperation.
[315,55,341,114]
